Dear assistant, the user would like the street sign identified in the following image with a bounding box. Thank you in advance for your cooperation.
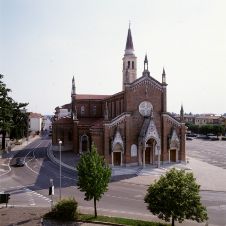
[0,193,10,207]
[49,179,54,210]
[49,186,54,195]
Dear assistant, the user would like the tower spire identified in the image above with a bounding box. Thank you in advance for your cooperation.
[180,104,184,122]
[122,24,137,90]
[71,76,76,95]
[125,25,134,55]
[162,67,166,84]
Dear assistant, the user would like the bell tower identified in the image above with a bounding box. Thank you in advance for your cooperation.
[122,24,137,90]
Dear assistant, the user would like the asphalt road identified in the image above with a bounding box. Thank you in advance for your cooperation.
[1,137,226,225]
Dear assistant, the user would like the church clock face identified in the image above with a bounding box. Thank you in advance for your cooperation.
[139,101,153,117]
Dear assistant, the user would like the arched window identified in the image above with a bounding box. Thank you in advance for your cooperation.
[68,129,72,141]
[81,106,85,116]
[93,106,97,116]
[127,61,130,69]
[132,61,134,69]
[81,134,89,152]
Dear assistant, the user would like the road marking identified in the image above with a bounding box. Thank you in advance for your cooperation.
[9,189,27,194]
[24,188,51,202]
[134,194,143,198]
[0,184,35,191]
[62,176,77,181]
[0,141,43,177]
[24,142,43,175]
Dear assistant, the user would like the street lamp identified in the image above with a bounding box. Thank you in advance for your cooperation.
[58,139,62,200]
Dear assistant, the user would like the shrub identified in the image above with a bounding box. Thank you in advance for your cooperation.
[45,198,78,221]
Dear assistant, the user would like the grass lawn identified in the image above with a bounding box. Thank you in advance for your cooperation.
[78,214,168,226]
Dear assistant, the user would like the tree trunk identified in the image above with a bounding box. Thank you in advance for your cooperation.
[94,197,97,218]
[2,130,6,150]
[172,216,175,226]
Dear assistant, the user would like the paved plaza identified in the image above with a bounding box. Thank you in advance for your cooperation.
[187,139,226,169]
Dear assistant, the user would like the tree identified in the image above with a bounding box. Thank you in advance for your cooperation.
[185,123,199,134]
[0,74,13,150]
[212,124,224,138]
[0,74,28,149]
[144,168,208,226]
[76,143,111,217]
[10,102,28,140]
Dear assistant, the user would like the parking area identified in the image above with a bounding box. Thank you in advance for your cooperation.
[186,139,226,169]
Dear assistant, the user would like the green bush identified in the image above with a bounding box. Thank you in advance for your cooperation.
[222,137,226,141]
[45,198,78,221]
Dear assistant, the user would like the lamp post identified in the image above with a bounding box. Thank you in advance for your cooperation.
[58,139,62,200]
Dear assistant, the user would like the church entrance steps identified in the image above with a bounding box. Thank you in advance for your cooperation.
[111,166,139,176]
[136,167,167,176]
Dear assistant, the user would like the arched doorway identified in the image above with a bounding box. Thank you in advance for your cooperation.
[80,134,89,153]
[168,129,180,163]
[112,143,123,166]
[170,149,177,162]
[144,138,156,165]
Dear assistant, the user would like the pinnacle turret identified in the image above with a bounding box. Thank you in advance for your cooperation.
[162,67,166,84]
[180,104,184,122]
[142,54,150,76]
[71,76,76,95]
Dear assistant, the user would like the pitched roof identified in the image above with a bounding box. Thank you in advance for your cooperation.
[78,118,104,129]
[53,117,73,124]
[29,112,42,118]
[75,94,110,100]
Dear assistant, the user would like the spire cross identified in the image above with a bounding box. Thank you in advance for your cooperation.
[129,20,131,28]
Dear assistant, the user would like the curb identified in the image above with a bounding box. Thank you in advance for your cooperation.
[79,220,125,226]
[43,219,126,226]
[47,145,77,172]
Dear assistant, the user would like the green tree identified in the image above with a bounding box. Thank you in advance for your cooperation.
[144,168,208,226]
[10,102,28,140]
[0,74,13,150]
[76,143,111,217]
[0,74,28,149]
[212,124,224,138]
[198,125,212,135]
[185,123,199,134]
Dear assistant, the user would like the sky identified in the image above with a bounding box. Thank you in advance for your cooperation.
[0,0,226,115]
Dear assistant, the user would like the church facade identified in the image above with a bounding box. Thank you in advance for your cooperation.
[52,27,186,167]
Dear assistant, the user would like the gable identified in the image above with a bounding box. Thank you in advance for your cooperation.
[129,74,163,93]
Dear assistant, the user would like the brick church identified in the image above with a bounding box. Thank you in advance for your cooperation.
[52,26,186,167]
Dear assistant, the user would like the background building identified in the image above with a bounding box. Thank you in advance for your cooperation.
[29,112,43,134]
